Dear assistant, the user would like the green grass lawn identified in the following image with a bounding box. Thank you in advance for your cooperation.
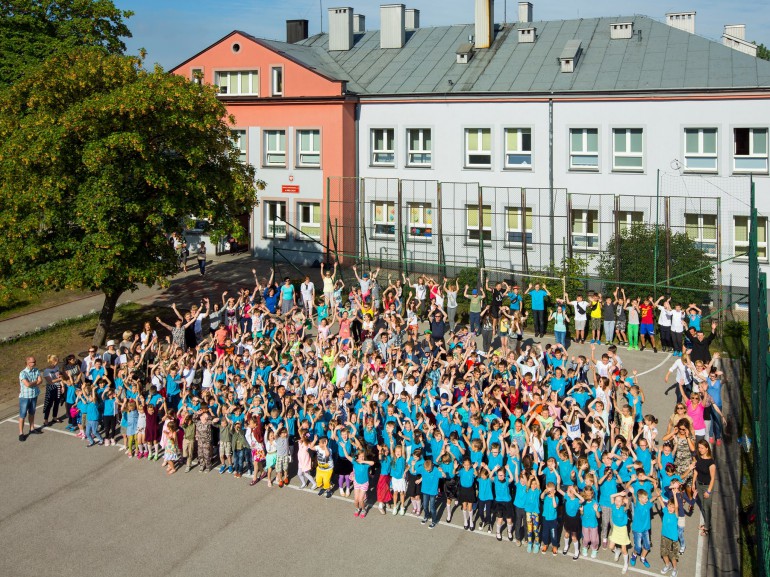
[0,287,94,321]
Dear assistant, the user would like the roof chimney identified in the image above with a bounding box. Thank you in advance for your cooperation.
[724,24,745,40]
[666,11,696,34]
[328,7,354,51]
[353,14,366,34]
[610,22,633,40]
[518,2,533,24]
[475,0,494,49]
[405,8,420,30]
[518,27,536,43]
[559,39,582,73]
[286,19,309,44]
[723,25,757,57]
[380,4,406,49]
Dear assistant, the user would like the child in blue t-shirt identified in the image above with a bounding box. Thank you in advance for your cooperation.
[630,489,653,568]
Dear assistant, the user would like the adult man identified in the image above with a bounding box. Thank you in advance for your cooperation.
[525,282,550,339]
[19,356,43,441]
[565,291,587,344]
[196,242,207,276]
[638,296,658,353]
[486,278,505,335]
[300,275,315,318]
[687,322,718,364]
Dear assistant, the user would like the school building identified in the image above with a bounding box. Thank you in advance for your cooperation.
[170,3,770,289]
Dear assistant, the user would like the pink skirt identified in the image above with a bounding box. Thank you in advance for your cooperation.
[377,474,392,503]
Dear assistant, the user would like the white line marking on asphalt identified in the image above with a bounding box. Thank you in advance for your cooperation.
[2,418,674,577]
[695,512,705,577]
[636,353,673,377]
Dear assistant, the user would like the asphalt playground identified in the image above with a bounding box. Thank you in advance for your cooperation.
[0,343,706,577]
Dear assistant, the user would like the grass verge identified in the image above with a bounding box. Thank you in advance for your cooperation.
[0,302,165,406]
[0,288,94,322]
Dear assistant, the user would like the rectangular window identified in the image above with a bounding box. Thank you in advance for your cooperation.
[271,66,283,96]
[264,130,286,166]
[465,128,492,167]
[466,204,492,243]
[571,209,599,249]
[613,128,643,171]
[298,203,321,241]
[734,128,769,173]
[505,207,533,244]
[264,201,287,238]
[734,215,768,261]
[407,202,433,238]
[297,130,320,167]
[373,201,396,237]
[618,210,643,233]
[231,130,247,164]
[371,129,395,166]
[504,128,532,168]
[191,68,203,84]
[684,214,717,257]
[214,70,259,96]
[684,128,718,172]
[406,129,432,167]
[570,128,599,169]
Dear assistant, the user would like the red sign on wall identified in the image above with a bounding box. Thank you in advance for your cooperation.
[281,185,300,194]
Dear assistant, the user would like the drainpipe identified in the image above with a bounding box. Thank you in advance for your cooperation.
[549,96,555,266]
[354,97,361,263]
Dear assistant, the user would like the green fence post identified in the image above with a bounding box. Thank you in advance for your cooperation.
[653,169,660,298]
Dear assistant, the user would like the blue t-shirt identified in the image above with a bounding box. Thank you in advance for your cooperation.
[103,398,116,417]
[581,500,599,528]
[661,509,680,541]
[380,455,392,476]
[85,401,100,421]
[419,466,443,496]
[611,504,628,527]
[529,289,547,311]
[631,500,653,532]
[565,494,581,517]
[493,478,513,502]
[524,488,540,513]
[165,375,181,396]
[391,456,406,479]
[352,461,370,485]
[508,292,522,311]
[478,477,494,501]
[542,493,559,520]
[513,481,528,508]
[459,467,476,488]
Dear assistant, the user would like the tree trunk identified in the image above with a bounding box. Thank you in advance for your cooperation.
[92,290,122,346]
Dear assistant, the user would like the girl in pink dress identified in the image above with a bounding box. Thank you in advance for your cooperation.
[296,429,316,489]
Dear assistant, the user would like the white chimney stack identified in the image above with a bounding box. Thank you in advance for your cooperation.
[724,24,745,40]
[666,11,696,34]
[475,0,494,49]
[405,8,420,30]
[353,14,366,34]
[723,25,757,57]
[328,7,354,51]
[518,2,533,24]
[380,4,406,49]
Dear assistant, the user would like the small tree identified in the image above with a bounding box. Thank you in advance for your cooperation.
[756,42,770,61]
[597,223,715,304]
[0,48,258,344]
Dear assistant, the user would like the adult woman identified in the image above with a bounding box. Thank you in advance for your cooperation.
[549,305,570,347]
[666,403,692,436]
[42,354,63,426]
[663,419,695,484]
[680,380,710,441]
[692,440,716,536]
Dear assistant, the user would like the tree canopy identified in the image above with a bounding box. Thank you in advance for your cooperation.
[597,223,715,305]
[757,42,770,62]
[0,48,258,343]
[0,0,132,86]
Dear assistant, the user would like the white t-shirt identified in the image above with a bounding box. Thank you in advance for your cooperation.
[301,281,315,301]
[570,300,587,321]
[413,284,427,300]
[657,306,673,327]
[668,358,689,383]
[670,309,684,333]
[595,360,611,379]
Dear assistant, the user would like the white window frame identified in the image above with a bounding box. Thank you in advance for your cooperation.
[734,215,768,262]
[263,130,286,167]
[617,210,643,234]
[231,129,247,165]
[612,128,644,172]
[214,70,260,96]
[297,202,321,241]
[684,128,718,173]
[571,209,599,250]
[406,128,432,167]
[407,202,433,239]
[371,129,395,166]
[264,201,287,239]
[569,128,599,170]
[503,128,532,169]
[296,129,321,168]
[191,68,203,84]
[684,213,718,258]
[504,206,533,247]
[271,66,283,97]
[372,201,396,238]
[733,128,769,174]
[465,128,492,168]
[466,204,492,244]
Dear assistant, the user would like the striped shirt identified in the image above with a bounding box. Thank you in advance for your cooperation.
[19,367,41,399]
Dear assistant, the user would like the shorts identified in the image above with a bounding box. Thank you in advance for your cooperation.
[354,481,369,492]
[19,396,38,419]
[391,477,407,492]
[575,319,586,331]
[615,320,627,332]
[640,323,655,336]
[266,452,278,469]
[490,307,501,319]
[458,485,477,504]
[590,318,602,331]
[660,536,680,560]
[219,441,232,457]
[495,501,515,519]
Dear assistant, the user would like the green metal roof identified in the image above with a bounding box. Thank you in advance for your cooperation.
[249,15,770,95]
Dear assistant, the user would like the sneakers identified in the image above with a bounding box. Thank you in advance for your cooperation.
[630,555,637,567]
[429,522,436,529]
[581,547,588,557]
[185,466,191,473]
[325,490,333,499]
[470,524,475,532]
[573,551,579,561]
[392,505,399,516]
[661,565,672,575]
[400,507,406,515]
[591,549,598,559]
[678,546,685,555]
[622,564,628,575]
[671,570,678,577]
[421,518,428,525]
[277,480,284,488]
[526,544,532,553]
[614,549,622,562]
[18,434,25,442]
[354,511,360,518]
[219,465,227,474]
[653,346,658,353]
[318,488,326,496]
[642,558,651,568]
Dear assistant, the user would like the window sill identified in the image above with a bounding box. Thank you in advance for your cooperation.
[465,242,493,247]
[571,246,600,252]
[683,169,718,175]
[568,167,600,173]
[503,166,533,171]
[405,236,434,243]
[611,168,645,174]
[732,170,769,176]
[503,244,535,250]
[369,164,396,169]
[370,234,397,242]
[405,164,433,169]
[733,256,769,264]
[262,164,288,169]
[463,166,492,170]
[295,164,321,170]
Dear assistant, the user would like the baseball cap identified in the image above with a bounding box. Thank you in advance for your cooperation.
[472,289,478,295]
[513,285,520,289]
[106,340,115,347]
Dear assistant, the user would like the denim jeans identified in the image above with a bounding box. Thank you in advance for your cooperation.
[469,312,480,334]
[632,530,651,554]
[233,448,249,474]
[85,420,103,444]
[554,330,567,347]
[422,493,438,523]
[603,321,615,342]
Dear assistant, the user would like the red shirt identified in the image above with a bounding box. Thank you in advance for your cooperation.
[640,304,654,324]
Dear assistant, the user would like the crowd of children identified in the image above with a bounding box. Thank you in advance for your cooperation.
[32,266,726,575]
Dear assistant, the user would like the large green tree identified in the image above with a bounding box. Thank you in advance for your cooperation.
[0,0,132,86]
[0,48,257,344]
[597,223,715,305]
[756,42,770,62]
